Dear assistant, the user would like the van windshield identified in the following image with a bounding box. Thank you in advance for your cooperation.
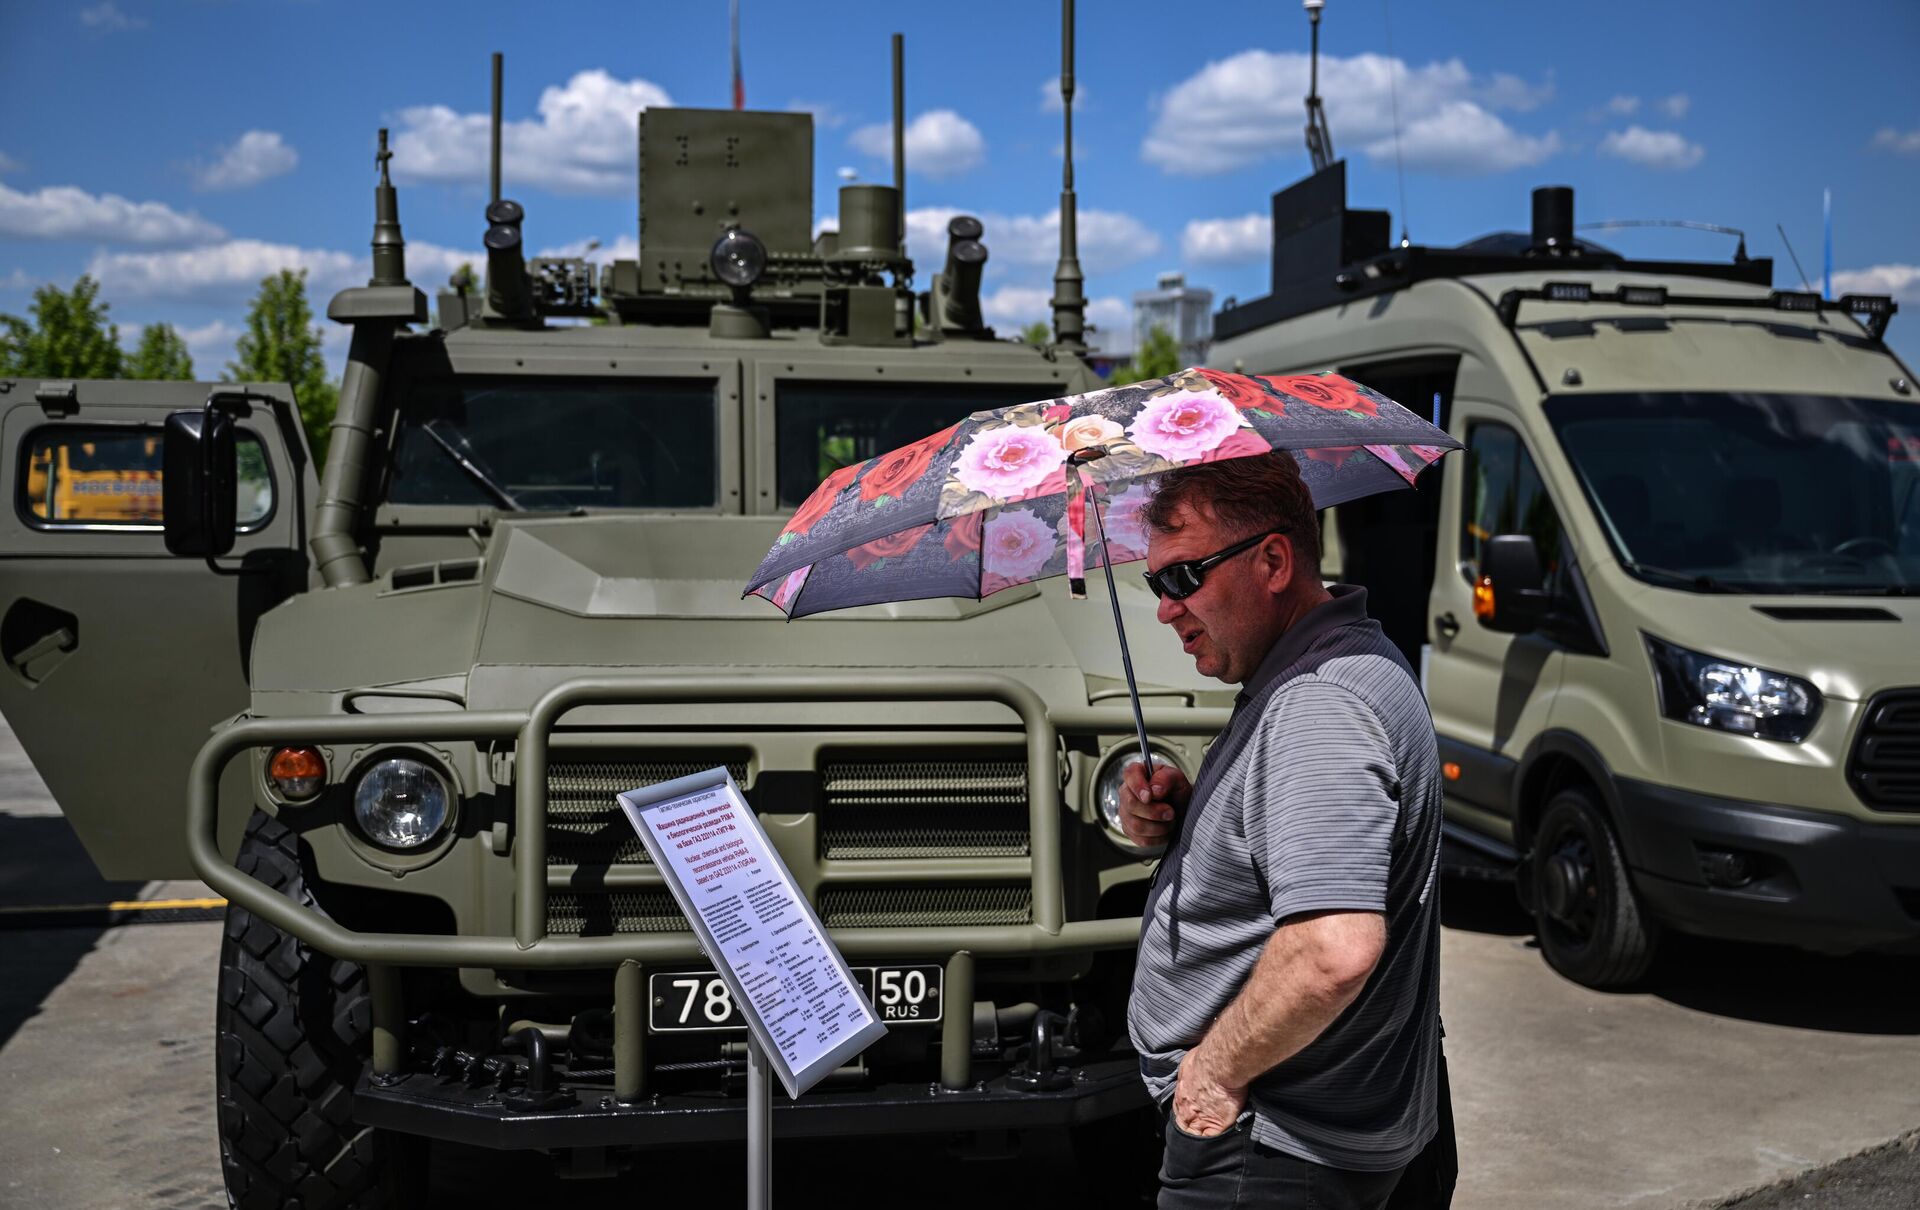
[1545,392,1920,594]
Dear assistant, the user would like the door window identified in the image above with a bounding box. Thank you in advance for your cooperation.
[1461,422,1565,590]
[20,425,274,529]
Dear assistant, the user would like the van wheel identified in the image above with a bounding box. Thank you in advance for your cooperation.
[1527,787,1657,989]
[216,811,424,1209]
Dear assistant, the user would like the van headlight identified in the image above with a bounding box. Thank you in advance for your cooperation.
[353,757,451,849]
[1094,741,1182,856]
[1644,635,1821,743]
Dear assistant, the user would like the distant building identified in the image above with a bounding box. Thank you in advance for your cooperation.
[1133,272,1213,368]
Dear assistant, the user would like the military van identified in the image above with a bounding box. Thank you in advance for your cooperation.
[0,50,1212,1203]
[1210,162,1920,988]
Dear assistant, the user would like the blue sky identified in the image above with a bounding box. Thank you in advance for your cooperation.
[3,0,1917,374]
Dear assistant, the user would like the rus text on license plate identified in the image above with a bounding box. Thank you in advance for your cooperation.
[648,965,943,1033]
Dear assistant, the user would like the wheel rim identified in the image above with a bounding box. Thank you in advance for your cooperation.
[1538,825,1600,946]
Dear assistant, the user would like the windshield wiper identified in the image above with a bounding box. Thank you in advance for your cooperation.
[421,421,523,512]
[1620,561,1749,593]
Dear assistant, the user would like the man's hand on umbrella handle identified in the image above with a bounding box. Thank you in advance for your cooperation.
[1119,761,1192,848]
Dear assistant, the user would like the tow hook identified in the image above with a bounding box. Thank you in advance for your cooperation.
[498,1025,575,1112]
[1007,1008,1079,1092]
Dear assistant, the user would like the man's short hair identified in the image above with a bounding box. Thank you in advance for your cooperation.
[1141,451,1322,574]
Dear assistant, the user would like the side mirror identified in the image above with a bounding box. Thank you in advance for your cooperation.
[162,407,237,557]
[1475,533,1551,634]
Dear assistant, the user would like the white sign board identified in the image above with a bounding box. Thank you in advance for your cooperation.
[617,767,887,1098]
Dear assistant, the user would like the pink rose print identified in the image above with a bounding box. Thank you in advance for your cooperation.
[770,566,810,611]
[954,426,1068,500]
[1058,414,1123,454]
[1043,403,1073,424]
[1126,393,1243,462]
[1095,483,1155,564]
[981,508,1058,588]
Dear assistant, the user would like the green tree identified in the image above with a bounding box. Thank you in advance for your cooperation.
[0,275,124,378]
[1107,324,1180,386]
[1020,320,1051,347]
[228,268,338,464]
[128,322,195,380]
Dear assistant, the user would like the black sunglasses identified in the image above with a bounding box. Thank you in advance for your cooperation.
[1140,529,1290,601]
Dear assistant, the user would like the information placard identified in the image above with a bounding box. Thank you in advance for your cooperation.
[617,767,887,1098]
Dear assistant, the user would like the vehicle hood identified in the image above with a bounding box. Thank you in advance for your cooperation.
[252,515,1218,708]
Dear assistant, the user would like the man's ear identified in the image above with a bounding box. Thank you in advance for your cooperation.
[1261,532,1295,595]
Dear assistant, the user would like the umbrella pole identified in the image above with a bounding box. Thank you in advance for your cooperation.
[1087,484,1155,779]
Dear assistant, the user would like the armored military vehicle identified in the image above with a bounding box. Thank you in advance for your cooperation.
[0,33,1215,1205]
[1210,152,1918,986]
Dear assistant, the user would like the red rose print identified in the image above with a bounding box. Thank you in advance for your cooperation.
[861,423,957,502]
[1043,403,1073,423]
[848,524,933,570]
[1304,445,1363,468]
[1264,374,1379,418]
[943,510,984,560]
[1197,428,1273,465]
[782,463,860,537]
[1197,368,1282,413]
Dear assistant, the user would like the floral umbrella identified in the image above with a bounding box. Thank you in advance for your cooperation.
[745,367,1460,617]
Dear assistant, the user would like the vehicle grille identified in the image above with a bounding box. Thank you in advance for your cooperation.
[545,756,749,866]
[819,758,1029,859]
[818,885,1032,928]
[547,890,691,936]
[1849,690,1920,813]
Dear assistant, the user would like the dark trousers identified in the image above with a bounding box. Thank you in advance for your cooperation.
[1158,1048,1457,1209]
[1157,1115,1404,1209]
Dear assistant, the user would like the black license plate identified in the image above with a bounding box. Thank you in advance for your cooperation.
[648,964,943,1033]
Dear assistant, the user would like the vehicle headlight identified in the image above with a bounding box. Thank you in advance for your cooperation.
[1644,635,1821,743]
[353,758,451,849]
[1094,741,1182,856]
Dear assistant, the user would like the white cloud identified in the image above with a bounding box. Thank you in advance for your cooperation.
[194,131,298,191]
[0,182,225,245]
[1182,214,1272,267]
[1829,264,1920,303]
[1871,128,1920,155]
[87,239,358,299]
[0,151,20,175]
[1,268,41,291]
[904,206,1160,276]
[1143,50,1557,176]
[1039,77,1090,113]
[80,2,145,32]
[1370,103,1560,175]
[1605,95,1640,116]
[1599,126,1704,170]
[1656,93,1690,119]
[787,100,847,129]
[390,70,672,196]
[850,110,986,178]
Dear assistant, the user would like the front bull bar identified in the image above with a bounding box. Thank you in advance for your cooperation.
[186,672,1227,969]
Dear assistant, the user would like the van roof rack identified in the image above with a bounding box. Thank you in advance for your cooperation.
[1494,282,1897,341]
[1214,163,1778,342]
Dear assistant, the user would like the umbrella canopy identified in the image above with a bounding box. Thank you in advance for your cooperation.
[745,367,1460,618]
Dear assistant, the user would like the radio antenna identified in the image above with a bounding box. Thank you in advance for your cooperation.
[1775,223,1815,293]
[1050,0,1086,356]
[1382,0,1409,245]
[490,52,503,205]
[1303,0,1334,173]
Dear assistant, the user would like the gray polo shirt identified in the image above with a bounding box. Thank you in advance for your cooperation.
[1128,584,1444,1172]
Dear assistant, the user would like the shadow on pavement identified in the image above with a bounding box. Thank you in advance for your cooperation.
[1440,871,1920,1036]
[0,811,143,1051]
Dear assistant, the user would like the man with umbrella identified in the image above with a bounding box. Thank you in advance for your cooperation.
[1120,451,1453,1209]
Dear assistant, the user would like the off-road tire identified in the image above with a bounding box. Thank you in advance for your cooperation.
[216,811,422,1208]
[1528,786,1658,989]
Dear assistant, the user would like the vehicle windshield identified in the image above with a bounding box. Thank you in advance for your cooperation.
[389,376,718,510]
[775,380,1062,506]
[1545,392,1920,594]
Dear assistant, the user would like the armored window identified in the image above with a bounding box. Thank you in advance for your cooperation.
[388,376,720,511]
[19,424,274,530]
[773,381,1061,507]
[1460,421,1565,592]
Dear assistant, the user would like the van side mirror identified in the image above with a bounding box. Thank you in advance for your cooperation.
[1476,533,1551,634]
[163,407,237,557]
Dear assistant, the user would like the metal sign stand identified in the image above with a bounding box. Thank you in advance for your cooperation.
[747,1033,771,1209]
